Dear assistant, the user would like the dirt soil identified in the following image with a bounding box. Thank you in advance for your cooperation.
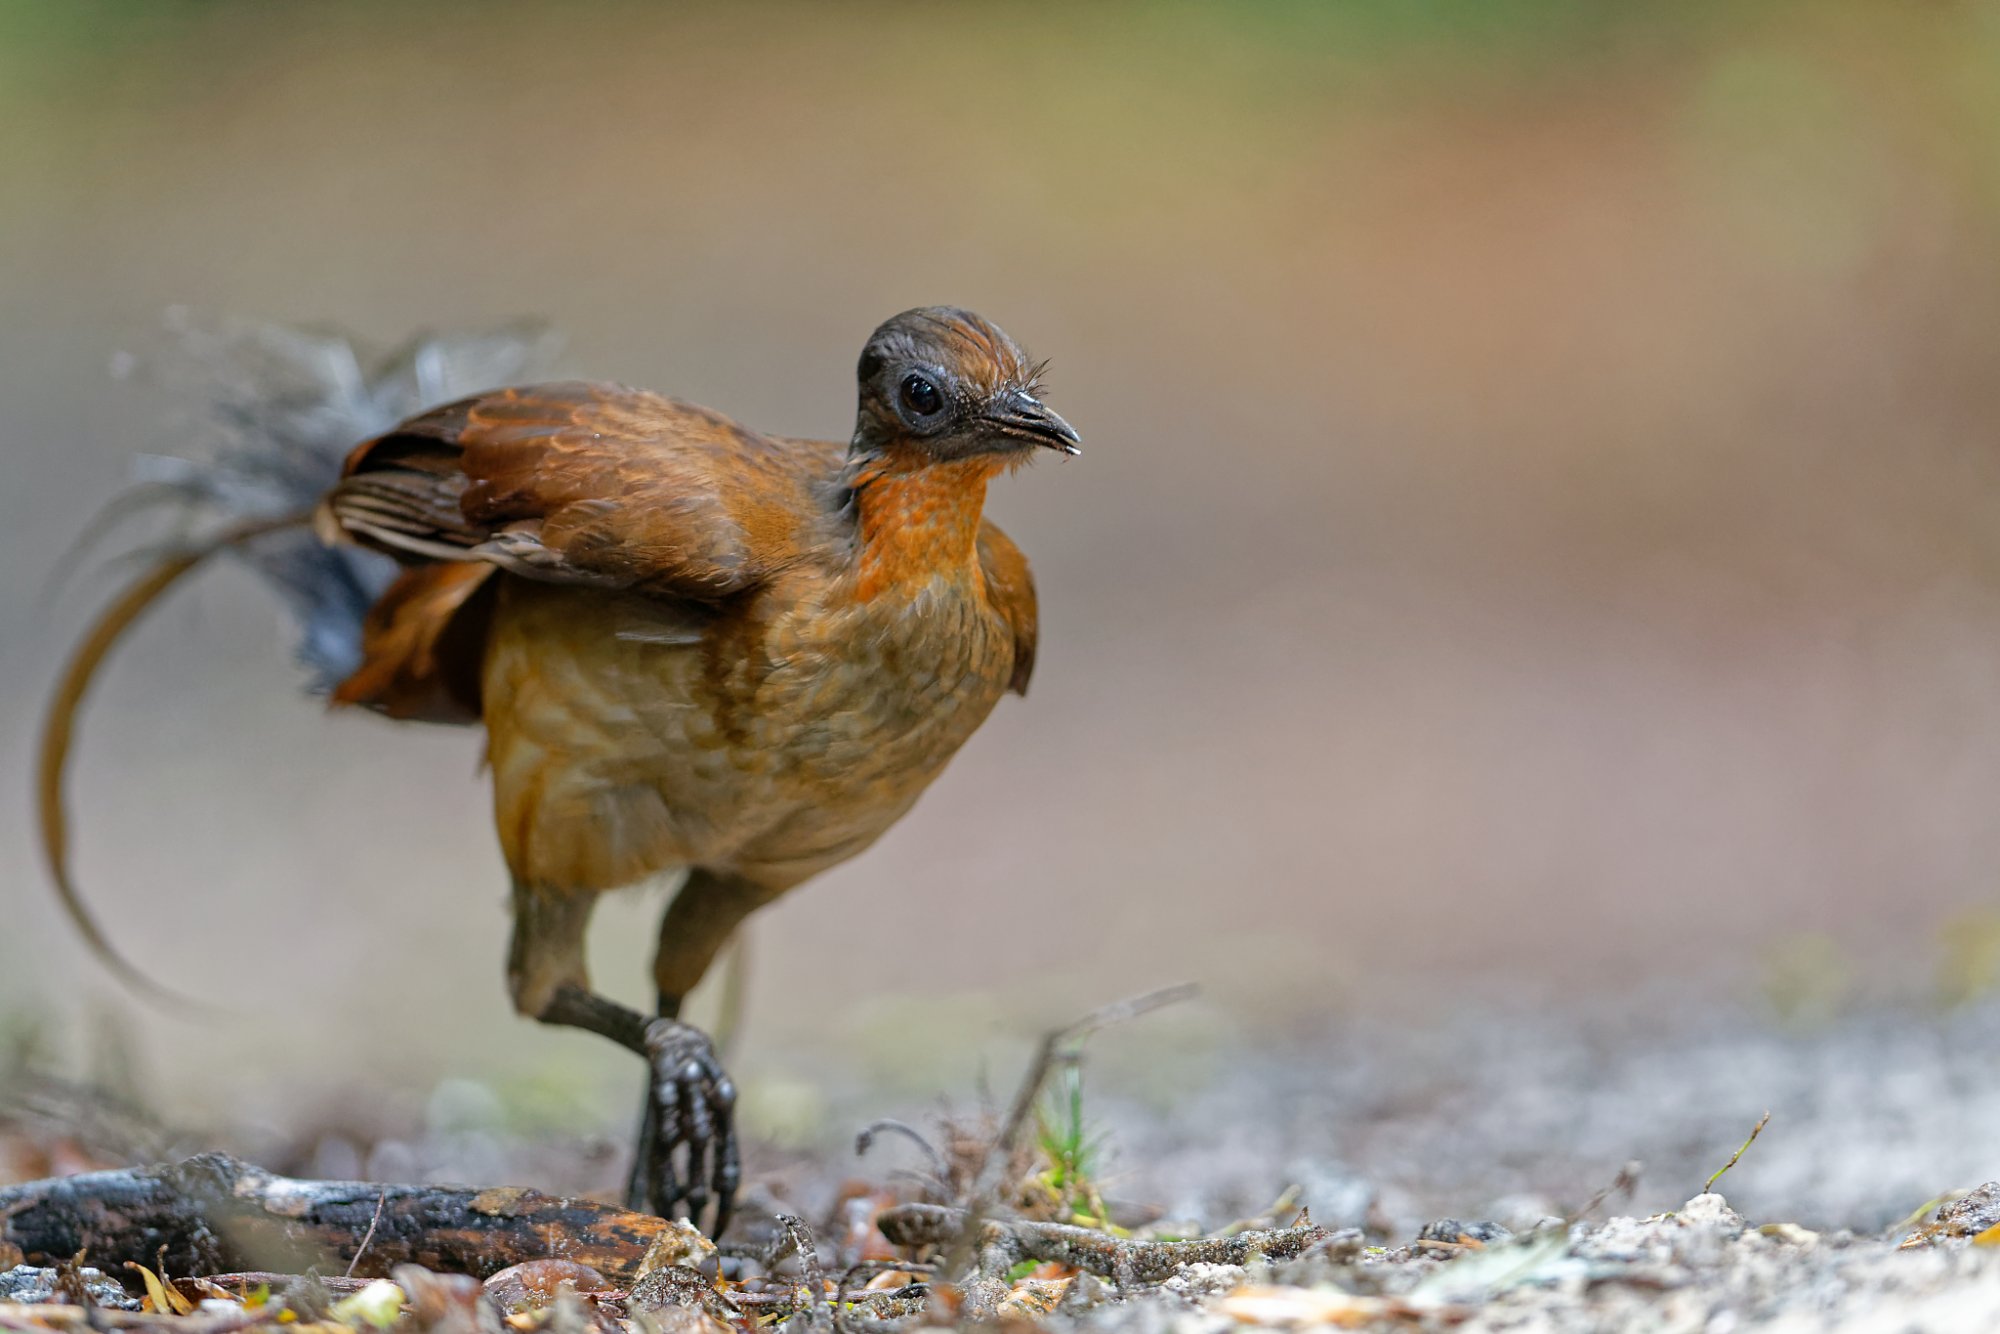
[6,994,2000,1330]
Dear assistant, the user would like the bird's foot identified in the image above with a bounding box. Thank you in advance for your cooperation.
[625,1018,738,1236]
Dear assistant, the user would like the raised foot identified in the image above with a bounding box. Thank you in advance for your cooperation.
[624,1018,738,1236]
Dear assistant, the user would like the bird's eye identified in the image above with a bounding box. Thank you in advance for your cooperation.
[898,372,945,419]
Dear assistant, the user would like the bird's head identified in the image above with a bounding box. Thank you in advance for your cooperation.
[852,307,1080,463]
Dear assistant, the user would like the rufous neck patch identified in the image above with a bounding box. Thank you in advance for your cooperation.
[849,453,998,602]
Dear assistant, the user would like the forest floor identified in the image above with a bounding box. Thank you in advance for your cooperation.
[6,990,2000,1331]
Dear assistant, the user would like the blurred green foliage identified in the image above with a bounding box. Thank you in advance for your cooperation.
[1760,933,1852,1028]
[1936,909,2000,1010]
[8,0,2000,257]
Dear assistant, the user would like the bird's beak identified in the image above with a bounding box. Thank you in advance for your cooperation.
[986,388,1081,455]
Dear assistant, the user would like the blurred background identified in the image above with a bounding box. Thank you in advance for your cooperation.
[9,0,2000,1228]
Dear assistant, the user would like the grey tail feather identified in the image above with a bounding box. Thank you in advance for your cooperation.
[98,314,562,686]
[41,315,561,1011]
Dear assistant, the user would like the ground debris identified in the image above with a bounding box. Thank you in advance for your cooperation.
[12,1009,2000,1334]
[0,1266,141,1311]
[5,1172,2000,1332]
[876,1202,1339,1281]
[481,1261,611,1316]
[1900,1183,2000,1250]
[1414,1220,1511,1247]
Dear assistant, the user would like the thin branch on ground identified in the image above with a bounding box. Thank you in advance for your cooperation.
[343,1189,388,1279]
[940,983,1197,1277]
[1569,1161,1643,1224]
[969,984,1199,1203]
[880,1203,1337,1283]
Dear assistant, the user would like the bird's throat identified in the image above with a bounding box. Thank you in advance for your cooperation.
[849,454,999,602]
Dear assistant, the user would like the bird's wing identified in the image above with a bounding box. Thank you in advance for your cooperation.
[329,560,498,723]
[321,381,841,600]
[977,519,1039,696]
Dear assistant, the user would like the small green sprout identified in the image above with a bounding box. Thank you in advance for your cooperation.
[1033,1056,1118,1230]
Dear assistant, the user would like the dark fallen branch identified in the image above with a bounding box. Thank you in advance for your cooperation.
[876,1202,1338,1283]
[0,1154,674,1285]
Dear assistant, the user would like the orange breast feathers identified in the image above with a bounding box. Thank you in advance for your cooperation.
[845,450,1038,694]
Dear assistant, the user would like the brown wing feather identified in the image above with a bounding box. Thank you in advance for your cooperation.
[331,562,497,722]
[323,382,840,600]
[977,519,1038,695]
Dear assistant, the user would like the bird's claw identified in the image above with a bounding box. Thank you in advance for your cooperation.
[626,1018,738,1236]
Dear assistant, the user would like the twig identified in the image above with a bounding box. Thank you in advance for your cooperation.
[995,984,1198,1179]
[1702,1112,1771,1196]
[1568,1161,1642,1224]
[854,1120,950,1187]
[832,1261,930,1334]
[773,1215,828,1327]
[730,1284,928,1323]
[201,1273,375,1297]
[343,1189,387,1279]
[836,1260,934,1286]
[968,984,1198,1204]
[884,1168,955,1203]
[940,983,1197,1278]
[881,1204,1330,1283]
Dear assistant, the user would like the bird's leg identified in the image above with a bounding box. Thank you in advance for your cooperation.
[624,869,779,1232]
[505,881,735,1234]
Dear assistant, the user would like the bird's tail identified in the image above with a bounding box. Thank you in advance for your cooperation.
[39,316,559,1010]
